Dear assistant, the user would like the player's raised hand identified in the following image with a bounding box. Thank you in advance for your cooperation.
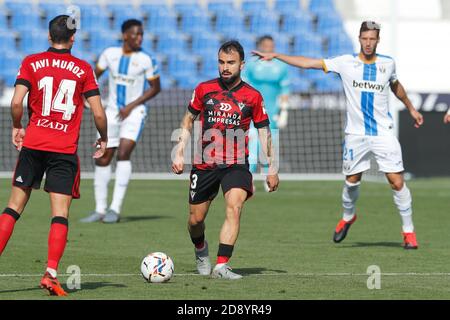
[12,127,25,151]
[252,50,277,61]
[171,154,184,174]
[444,113,450,124]
[266,174,279,192]
[93,138,107,159]
[410,109,423,128]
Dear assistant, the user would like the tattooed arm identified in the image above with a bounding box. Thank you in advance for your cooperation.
[172,110,197,174]
[257,125,279,192]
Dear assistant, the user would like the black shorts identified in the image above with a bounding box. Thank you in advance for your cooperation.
[12,147,81,199]
[189,165,253,204]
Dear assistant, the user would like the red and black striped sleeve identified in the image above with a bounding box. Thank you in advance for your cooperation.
[252,92,270,128]
[15,57,32,90]
[188,83,204,115]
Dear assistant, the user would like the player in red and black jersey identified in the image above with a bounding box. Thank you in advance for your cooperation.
[172,41,279,279]
[0,15,108,296]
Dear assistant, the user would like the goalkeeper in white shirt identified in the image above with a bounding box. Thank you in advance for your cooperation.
[253,21,423,249]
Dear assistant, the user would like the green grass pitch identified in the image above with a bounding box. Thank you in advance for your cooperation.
[0,178,450,300]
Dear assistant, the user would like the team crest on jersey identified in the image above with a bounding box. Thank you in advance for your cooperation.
[238,102,246,110]
[378,66,386,73]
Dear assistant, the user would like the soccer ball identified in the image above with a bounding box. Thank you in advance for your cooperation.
[140,252,174,283]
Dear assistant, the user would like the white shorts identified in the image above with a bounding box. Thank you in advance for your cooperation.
[342,134,404,175]
[102,107,147,148]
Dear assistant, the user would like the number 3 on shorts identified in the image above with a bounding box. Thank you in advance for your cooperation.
[190,174,198,189]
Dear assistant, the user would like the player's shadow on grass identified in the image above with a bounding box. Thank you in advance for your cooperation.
[0,282,127,295]
[0,287,43,294]
[342,242,401,248]
[119,215,173,223]
[233,267,288,275]
[186,267,287,275]
[68,281,127,292]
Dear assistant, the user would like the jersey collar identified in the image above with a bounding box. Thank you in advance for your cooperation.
[218,78,245,92]
[358,53,377,64]
[47,47,71,54]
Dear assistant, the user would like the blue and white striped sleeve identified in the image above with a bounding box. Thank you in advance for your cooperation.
[390,59,398,83]
[323,55,345,74]
[145,55,160,81]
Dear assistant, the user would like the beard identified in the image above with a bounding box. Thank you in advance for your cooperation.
[220,72,240,85]
[361,45,376,56]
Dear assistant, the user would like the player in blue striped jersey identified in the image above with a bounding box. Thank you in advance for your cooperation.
[253,21,423,249]
[81,19,161,223]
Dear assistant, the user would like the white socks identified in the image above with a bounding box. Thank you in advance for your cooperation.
[341,180,414,233]
[94,165,112,214]
[342,180,360,221]
[46,267,57,278]
[393,184,414,233]
[110,160,132,214]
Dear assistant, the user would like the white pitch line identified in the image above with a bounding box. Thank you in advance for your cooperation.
[1,272,450,278]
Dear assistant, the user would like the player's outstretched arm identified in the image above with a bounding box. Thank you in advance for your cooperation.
[252,51,324,70]
[86,95,108,158]
[390,80,424,128]
[257,126,279,192]
[172,111,196,174]
[10,84,28,150]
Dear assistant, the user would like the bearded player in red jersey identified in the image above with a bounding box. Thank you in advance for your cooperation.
[0,15,108,296]
[172,41,279,279]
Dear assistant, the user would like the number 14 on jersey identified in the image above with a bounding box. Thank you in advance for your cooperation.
[38,76,76,121]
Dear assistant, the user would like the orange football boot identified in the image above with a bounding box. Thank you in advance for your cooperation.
[333,215,357,243]
[402,232,418,249]
[40,272,68,296]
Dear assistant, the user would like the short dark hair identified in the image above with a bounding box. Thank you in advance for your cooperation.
[49,15,76,43]
[257,35,273,46]
[359,21,381,37]
[121,19,143,33]
[219,40,245,61]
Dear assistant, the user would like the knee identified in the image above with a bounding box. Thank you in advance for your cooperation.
[189,212,205,227]
[117,150,131,161]
[226,203,243,220]
[95,157,111,167]
[346,174,361,184]
[390,180,404,191]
